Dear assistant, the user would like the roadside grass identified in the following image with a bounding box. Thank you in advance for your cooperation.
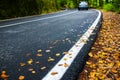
[78,11,120,80]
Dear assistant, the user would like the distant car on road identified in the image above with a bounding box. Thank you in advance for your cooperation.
[78,1,88,10]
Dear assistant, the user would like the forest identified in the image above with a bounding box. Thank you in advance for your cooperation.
[0,0,120,19]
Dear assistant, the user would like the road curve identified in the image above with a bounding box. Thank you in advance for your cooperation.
[0,9,101,80]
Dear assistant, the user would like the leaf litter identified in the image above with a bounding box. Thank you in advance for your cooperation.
[78,11,120,80]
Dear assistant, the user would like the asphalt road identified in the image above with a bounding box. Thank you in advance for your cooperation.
[0,9,99,80]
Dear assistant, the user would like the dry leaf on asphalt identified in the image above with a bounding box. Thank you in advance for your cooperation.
[0,71,9,79]
[18,75,25,80]
[48,57,55,62]
[36,53,42,57]
[38,49,42,52]
[55,53,60,57]
[20,62,26,67]
[27,59,33,65]
[41,66,46,70]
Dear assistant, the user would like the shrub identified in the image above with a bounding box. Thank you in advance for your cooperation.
[103,3,115,11]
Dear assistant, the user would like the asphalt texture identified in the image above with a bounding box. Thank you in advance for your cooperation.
[0,9,99,80]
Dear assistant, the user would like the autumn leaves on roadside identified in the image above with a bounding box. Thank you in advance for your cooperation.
[78,12,120,80]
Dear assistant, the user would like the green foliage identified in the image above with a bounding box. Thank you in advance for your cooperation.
[103,3,115,11]
[103,2,120,13]
[0,0,120,19]
[66,1,75,8]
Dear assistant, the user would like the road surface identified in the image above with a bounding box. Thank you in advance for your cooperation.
[0,9,100,80]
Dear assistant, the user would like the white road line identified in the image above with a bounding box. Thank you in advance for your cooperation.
[0,11,77,28]
[42,10,101,80]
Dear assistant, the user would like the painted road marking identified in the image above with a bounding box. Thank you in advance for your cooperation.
[0,11,77,28]
[42,10,101,80]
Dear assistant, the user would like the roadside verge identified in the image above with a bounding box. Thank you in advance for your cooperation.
[78,11,120,80]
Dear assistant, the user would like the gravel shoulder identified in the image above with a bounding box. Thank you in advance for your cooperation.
[78,11,120,80]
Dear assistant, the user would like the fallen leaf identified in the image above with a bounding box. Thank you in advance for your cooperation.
[88,52,93,57]
[0,71,9,79]
[20,63,26,67]
[58,64,63,66]
[41,66,46,70]
[51,72,58,75]
[36,53,42,57]
[45,50,51,53]
[86,61,92,65]
[28,68,34,71]
[55,53,60,57]
[19,75,25,80]
[64,63,69,68]
[48,57,55,62]
[32,71,36,74]
[89,71,96,78]
[63,58,67,61]
[27,59,33,65]
[63,52,69,54]
[38,49,42,52]
[111,68,117,73]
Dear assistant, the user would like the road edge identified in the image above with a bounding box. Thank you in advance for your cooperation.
[42,10,102,80]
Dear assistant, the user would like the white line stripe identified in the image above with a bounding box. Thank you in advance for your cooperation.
[42,10,101,80]
[0,11,77,28]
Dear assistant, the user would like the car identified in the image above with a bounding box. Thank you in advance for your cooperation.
[78,1,88,10]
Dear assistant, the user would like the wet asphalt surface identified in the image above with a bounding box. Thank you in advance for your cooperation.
[0,9,98,80]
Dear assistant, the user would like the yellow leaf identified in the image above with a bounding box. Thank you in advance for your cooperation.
[90,64,96,68]
[108,62,114,67]
[48,57,55,62]
[38,49,42,52]
[55,53,60,57]
[27,59,33,65]
[19,75,25,80]
[98,74,105,79]
[64,63,69,68]
[89,71,96,78]
[88,52,93,57]
[98,60,103,64]
[86,61,92,65]
[116,61,120,66]
[0,71,9,79]
[20,63,26,67]
[32,71,36,74]
[36,53,42,57]
[63,58,67,61]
